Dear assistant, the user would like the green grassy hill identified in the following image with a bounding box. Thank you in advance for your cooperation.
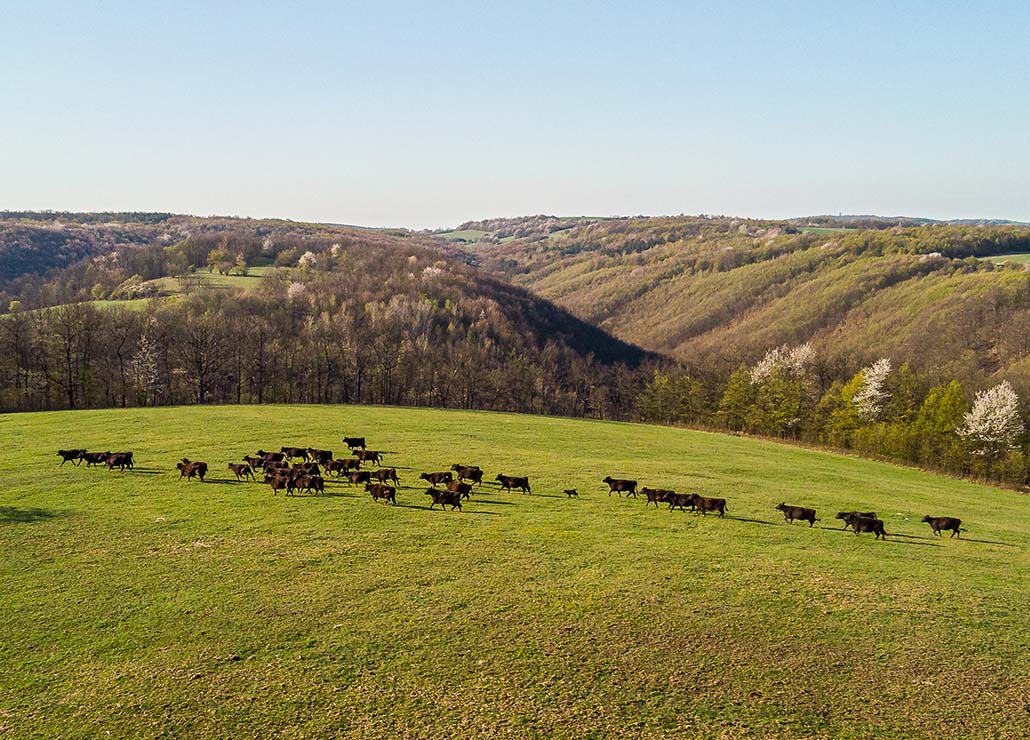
[2,406,1027,738]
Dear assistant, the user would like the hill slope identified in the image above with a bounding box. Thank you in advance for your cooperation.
[463,217,1030,388]
[2,406,1027,738]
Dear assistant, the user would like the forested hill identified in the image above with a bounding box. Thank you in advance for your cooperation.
[0,213,650,415]
[458,216,1030,392]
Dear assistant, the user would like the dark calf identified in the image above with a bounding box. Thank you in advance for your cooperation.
[922,516,963,538]
[342,436,366,450]
[563,488,578,498]
[176,460,208,482]
[775,503,818,526]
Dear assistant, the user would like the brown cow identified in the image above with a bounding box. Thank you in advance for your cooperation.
[267,474,290,496]
[105,452,134,471]
[355,449,384,466]
[81,451,111,467]
[420,471,453,487]
[371,467,400,484]
[425,488,462,511]
[666,493,693,512]
[345,470,372,486]
[446,479,473,500]
[775,503,818,526]
[280,446,309,461]
[849,515,887,539]
[306,448,334,464]
[366,483,397,505]
[243,454,265,470]
[293,474,325,496]
[496,474,530,494]
[228,463,255,481]
[176,459,208,482]
[451,464,484,486]
[641,487,673,508]
[603,476,637,497]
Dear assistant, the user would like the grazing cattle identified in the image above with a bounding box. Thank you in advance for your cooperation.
[775,503,818,527]
[836,511,877,530]
[57,449,86,466]
[81,451,112,467]
[366,483,397,505]
[848,515,887,539]
[922,516,963,538]
[306,448,334,464]
[293,474,325,496]
[495,474,531,494]
[563,488,578,498]
[176,459,208,482]
[424,488,462,511]
[343,436,367,450]
[280,446,309,461]
[257,450,286,464]
[451,464,484,486]
[602,476,638,497]
[371,467,400,484]
[105,452,134,471]
[420,471,453,487]
[355,449,384,466]
[345,470,372,486]
[446,480,473,500]
[688,494,727,517]
[228,463,255,481]
[641,487,673,508]
[243,455,265,470]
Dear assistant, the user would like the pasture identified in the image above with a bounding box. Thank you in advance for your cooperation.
[1,405,1027,739]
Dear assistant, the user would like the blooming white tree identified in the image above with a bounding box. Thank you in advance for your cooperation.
[959,381,1024,459]
[750,343,815,383]
[298,250,318,269]
[853,358,892,421]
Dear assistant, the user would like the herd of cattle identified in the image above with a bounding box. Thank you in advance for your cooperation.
[57,441,967,538]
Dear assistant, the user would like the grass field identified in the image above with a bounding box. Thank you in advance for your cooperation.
[982,252,1030,265]
[1,406,1027,739]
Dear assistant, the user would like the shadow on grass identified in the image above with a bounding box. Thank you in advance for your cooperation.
[473,498,516,506]
[884,537,940,547]
[0,507,60,524]
[725,516,777,526]
[948,536,1015,547]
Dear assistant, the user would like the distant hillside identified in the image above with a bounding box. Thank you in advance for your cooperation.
[461,216,1030,394]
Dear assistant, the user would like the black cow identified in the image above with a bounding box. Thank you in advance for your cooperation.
[176,459,207,482]
[775,503,818,526]
[446,479,473,500]
[603,476,637,497]
[847,515,887,539]
[563,489,579,498]
[641,487,672,508]
[343,436,366,450]
[667,493,693,512]
[688,494,727,517]
[496,474,530,494]
[345,470,372,486]
[355,449,384,466]
[81,451,111,467]
[451,464,484,486]
[280,446,309,461]
[228,463,255,481]
[371,467,400,484]
[836,511,877,530]
[105,452,134,471]
[306,448,334,464]
[922,516,963,538]
[57,449,86,466]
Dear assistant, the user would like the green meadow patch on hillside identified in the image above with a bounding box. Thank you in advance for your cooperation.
[1,406,1027,739]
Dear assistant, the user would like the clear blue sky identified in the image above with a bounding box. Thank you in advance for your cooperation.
[2,1,1028,227]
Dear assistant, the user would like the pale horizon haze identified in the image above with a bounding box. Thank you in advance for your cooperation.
[2,1,1029,228]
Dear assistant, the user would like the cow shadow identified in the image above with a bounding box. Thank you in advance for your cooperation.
[726,516,777,526]
[884,537,940,547]
[0,507,60,524]
[945,536,1014,547]
[473,498,516,506]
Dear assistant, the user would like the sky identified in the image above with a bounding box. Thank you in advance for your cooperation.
[2,1,1029,228]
